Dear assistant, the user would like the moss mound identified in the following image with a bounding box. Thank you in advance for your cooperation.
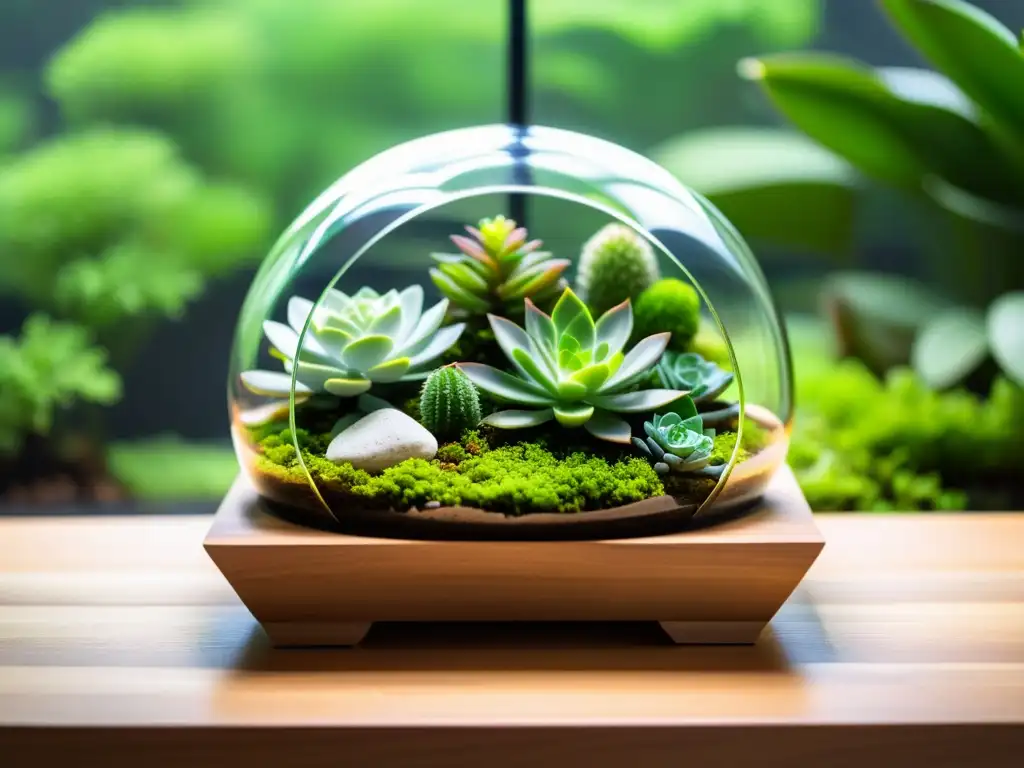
[255,427,666,515]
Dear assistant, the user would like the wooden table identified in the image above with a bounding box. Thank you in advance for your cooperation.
[1,509,1023,767]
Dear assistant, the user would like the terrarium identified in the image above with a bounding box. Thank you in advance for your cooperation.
[227,125,792,539]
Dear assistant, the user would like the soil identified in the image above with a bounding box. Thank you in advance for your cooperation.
[0,433,126,505]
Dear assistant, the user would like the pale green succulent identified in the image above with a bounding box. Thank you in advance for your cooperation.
[633,397,716,475]
[240,285,465,403]
[457,287,687,443]
[656,351,734,404]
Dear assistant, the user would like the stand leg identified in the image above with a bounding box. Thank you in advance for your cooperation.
[263,621,373,648]
[659,621,765,645]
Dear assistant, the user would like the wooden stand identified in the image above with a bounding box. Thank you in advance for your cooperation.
[204,467,823,647]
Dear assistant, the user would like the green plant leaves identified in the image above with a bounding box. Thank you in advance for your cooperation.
[741,54,1015,200]
[988,292,1024,385]
[651,127,859,258]
[880,0,1024,140]
[911,308,988,390]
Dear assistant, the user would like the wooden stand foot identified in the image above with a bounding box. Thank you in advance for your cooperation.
[263,621,372,648]
[659,621,765,645]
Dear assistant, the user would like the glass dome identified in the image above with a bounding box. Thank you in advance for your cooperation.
[228,125,792,539]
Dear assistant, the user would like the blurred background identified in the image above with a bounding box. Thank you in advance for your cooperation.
[1,0,1022,512]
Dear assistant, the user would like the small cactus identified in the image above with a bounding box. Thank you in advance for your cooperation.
[419,366,482,439]
[576,223,660,315]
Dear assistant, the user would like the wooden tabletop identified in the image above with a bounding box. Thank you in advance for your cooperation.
[1,509,1023,767]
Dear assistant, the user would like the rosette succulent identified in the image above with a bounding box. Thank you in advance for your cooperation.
[655,351,734,404]
[457,287,688,443]
[239,285,465,407]
[430,215,570,315]
[633,397,716,475]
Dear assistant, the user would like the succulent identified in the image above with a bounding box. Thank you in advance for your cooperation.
[430,215,570,315]
[576,223,660,315]
[420,365,482,439]
[632,278,701,351]
[457,287,687,443]
[656,351,734,404]
[633,397,717,475]
[240,285,465,403]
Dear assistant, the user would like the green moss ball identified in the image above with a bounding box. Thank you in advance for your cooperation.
[576,223,660,315]
[632,278,701,351]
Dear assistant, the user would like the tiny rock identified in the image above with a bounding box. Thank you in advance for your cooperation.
[326,408,437,473]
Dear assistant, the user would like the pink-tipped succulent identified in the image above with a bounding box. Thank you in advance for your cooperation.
[429,215,570,315]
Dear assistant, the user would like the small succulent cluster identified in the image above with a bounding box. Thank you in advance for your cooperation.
[240,285,464,408]
[420,366,481,440]
[458,288,687,443]
[656,351,734,404]
[430,215,569,315]
[633,397,718,476]
[576,223,660,315]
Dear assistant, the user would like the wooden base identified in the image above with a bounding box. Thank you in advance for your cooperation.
[204,466,823,647]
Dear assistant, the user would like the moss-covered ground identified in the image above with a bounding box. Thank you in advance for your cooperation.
[248,405,770,516]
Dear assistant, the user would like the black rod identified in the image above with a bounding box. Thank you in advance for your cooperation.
[508,0,528,226]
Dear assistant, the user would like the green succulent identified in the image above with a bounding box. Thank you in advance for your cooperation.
[576,223,660,315]
[656,351,734,404]
[240,285,465,410]
[420,366,482,439]
[457,287,687,443]
[632,278,702,351]
[633,397,717,475]
[429,215,570,315]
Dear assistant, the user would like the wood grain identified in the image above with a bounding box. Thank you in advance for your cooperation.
[204,468,823,644]
[1,491,1024,765]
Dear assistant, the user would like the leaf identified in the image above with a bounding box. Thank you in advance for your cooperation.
[406,323,464,369]
[582,412,632,444]
[241,370,312,396]
[880,0,1024,139]
[366,357,412,383]
[481,408,555,429]
[604,333,671,390]
[593,299,633,357]
[551,287,589,336]
[651,127,859,257]
[912,308,989,389]
[457,364,554,406]
[341,335,393,371]
[589,389,688,414]
[822,271,954,375]
[553,403,595,427]
[323,377,373,397]
[988,292,1024,385]
[740,54,1017,200]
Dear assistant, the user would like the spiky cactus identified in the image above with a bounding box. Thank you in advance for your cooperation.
[430,215,570,315]
[419,366,482,439]
[576,223,660,315]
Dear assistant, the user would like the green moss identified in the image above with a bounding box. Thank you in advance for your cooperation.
[633,278,701,351]
[254,425,664,515]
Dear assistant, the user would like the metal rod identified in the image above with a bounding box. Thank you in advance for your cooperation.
[507,0,528,226]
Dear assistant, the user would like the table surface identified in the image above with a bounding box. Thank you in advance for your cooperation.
[1,507,1023,767]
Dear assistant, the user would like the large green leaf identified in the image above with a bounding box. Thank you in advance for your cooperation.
[912,308,988,389]
[822,271,954,375]
[740,54,1016,199]
[880,0,1024,140]
[988,293,1024,385]
[651,127,858,257]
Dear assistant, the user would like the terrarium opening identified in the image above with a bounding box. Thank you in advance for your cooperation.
[228,125,791,538]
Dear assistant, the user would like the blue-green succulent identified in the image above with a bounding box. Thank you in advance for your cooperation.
[633,396,717,475]
[656,351,734,404]
[458,287,687,443]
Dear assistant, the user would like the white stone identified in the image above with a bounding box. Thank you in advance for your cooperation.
[325,408,437,472]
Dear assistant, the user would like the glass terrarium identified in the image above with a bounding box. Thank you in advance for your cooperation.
[228,125,792,539]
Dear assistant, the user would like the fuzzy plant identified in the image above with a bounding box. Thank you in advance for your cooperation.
[632,278,701,351]
[457,287,687,443]
[575,223,660,315]
[633,397,718,476]
[240,285,465,419]
[419,366,482,440]
[430,215,570,315]
[656,351,734,405]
